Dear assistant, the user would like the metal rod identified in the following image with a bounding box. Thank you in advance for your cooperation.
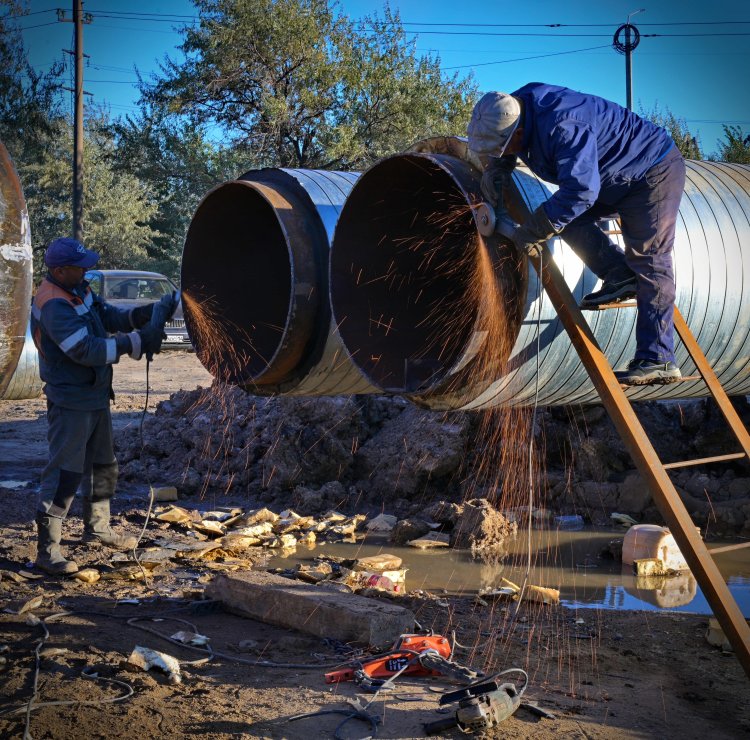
[708,542,750,556]
[625,25,633,111]
[662,452,747,470]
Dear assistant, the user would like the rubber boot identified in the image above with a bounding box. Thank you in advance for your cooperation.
[82,462,138,550]
[35,513,79,576]
[83,497,138,550]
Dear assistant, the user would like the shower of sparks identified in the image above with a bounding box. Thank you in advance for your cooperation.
[341,181,602,697]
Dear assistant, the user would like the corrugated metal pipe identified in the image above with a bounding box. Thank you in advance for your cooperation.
[329,138,750,409]
[181,168,375,395]
[0,141,34,399]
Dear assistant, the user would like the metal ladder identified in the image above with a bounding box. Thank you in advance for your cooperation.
[526,240,750,680]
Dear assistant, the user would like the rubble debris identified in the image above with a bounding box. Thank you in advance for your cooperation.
[522,585,560,605]
[0,570,27,584]
[353,554,402,572]
[170,630,209,646]
[295,562,334,584]
[451,499,517,557]
[365,514,398,532]
[622,524,691,571]
[152,486,179,502]
[553,515,585,530]
[408,532,450,549]
[611,512,638,527]
[344,569,406,593]
[4,595,43,615]
[126,645,182,684]
[633,558,679,577]
[156,506,195,525]
[706,617,733,652]
[391,518,432,545]
[74,568,100,584]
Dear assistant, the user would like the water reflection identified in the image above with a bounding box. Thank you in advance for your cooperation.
[267,527,750,617]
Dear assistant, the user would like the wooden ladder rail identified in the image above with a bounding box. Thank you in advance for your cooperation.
[526,243,750,680]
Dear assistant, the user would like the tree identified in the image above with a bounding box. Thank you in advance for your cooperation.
[140,0,477,170]
[639,103,702,160]
[715,125,750,164]
[109,104,246,280]
[23,117,161,277]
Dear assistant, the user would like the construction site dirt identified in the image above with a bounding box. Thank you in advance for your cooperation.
[1,351,749,738]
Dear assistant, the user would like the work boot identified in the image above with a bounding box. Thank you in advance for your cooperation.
[579,276,637,309]
[82,497,138,550]
[615,359,682,386]
[35,513,79,576]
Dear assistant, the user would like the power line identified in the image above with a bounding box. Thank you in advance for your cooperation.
[443,43,611,70]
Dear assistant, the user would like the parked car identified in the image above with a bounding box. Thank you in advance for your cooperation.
[84,269,192,349]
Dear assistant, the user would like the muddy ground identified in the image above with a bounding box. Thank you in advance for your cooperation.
[1,351,749,739]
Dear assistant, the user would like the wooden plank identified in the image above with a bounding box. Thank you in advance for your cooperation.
[663,452,747,470]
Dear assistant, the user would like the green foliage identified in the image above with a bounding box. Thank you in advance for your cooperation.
[639,103,702,160]
[22,117,161,278]
[715,125,750,164]
[108,104,247,281]
[141,0,477,169]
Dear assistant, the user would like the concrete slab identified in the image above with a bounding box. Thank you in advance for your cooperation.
[206,570,415,647]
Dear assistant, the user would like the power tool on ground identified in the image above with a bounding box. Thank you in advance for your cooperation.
[423,668,528,735]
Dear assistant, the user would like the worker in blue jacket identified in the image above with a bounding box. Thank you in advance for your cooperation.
[31,237,175,575]
[468,83,685,385]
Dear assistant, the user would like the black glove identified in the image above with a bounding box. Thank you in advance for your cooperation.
[511,204,560,258]
[131,303,154,329]
[138,321,164,359]
[480,155,517,207]
[156,292,179,321]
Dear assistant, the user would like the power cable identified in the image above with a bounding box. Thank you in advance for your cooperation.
[443,44,611,70]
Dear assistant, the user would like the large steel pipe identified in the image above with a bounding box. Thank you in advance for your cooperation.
[181,168,374,395]
[0,142,33,398]
[330,148,750,409]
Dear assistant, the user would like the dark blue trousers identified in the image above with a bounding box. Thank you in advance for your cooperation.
[560,148,686,364]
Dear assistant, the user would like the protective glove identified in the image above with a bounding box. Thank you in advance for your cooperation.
[130,303,154,329]
[137,321,165,360]
[511,204,561,258]
[156,292,179,321]
[480,155,517,207]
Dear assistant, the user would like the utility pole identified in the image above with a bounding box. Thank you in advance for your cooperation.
[613,9,644,111]
[57,2,92,241]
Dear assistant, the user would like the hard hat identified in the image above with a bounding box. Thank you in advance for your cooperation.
[467,92,522,157]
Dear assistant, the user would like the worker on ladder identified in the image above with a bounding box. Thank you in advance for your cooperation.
[467,83,685,386]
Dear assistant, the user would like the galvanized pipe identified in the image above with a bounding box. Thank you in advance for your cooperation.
[330,150,750,409]
[181,168,374,395]
[0,142,33,398]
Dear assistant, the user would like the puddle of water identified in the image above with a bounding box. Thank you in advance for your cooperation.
[0,480,31,489]
[267,527,750,617]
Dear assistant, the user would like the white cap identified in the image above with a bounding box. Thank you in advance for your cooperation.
[467,92,522,157]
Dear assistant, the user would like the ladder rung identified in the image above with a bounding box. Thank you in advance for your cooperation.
[663,452,747,470]
[587,301,637,310]
[708,541,750,556]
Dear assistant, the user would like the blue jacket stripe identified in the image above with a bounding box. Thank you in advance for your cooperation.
[104,337,117,364]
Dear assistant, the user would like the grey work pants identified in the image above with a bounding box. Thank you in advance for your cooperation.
[37,402,116,518]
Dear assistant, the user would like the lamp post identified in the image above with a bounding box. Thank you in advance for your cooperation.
[613,8,645,111]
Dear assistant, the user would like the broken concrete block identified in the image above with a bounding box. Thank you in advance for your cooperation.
[633,558,676,577]
[152,486,178,502]
[365,514,398,532]
[206,570,415,646]
[74,568,100,584]
[706,617,732,652]
[244,508,279,525]
[353,554,403,572]
[522,585,560,605]
[408,531,450,548]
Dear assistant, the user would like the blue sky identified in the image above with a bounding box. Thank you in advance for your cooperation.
[17,0,750,156]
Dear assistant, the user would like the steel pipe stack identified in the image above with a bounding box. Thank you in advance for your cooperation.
[181,168,375,395]
[0,142,34,399]
[329,147,750,408]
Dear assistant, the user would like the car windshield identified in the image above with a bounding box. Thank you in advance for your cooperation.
[104,277,173,301]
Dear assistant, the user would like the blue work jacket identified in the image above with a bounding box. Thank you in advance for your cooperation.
[31,274,135,410]
[512,83,675,230]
